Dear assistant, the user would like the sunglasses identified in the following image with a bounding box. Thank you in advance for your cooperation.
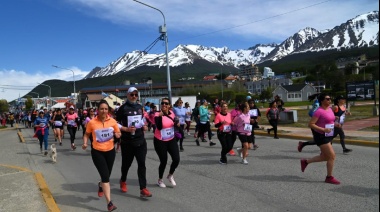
[161,102,170,105]
[130,93,138,97]
[325,98,331,101]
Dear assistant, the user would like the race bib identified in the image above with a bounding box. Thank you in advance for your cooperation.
[161,127,175,140]
[223,125,231,133]
[339,114,346,124]
[128,115,143,128]
[244,124,253,132]
[68,120,76,126]
[325,124,334,137]
[39,123,46,128]
[54,121,62,127]
[179,117,185,125]
[95,127,114,143]
[249,109,258,117]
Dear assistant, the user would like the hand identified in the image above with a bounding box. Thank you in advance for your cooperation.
[129,126,136,133]
[143,126,148,131]
[324,128,332,133]
[82,143,88,150]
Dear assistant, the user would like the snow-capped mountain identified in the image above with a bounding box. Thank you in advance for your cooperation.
[85,11,379,79]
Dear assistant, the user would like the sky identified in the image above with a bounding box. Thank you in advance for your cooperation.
[0,0,378,102]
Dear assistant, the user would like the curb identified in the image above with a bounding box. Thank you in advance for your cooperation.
[15,130,61,212]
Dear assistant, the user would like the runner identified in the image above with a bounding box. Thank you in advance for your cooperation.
[300,93,341,185]
[184,102,192,136]
[234,102,252,165]
[214,102,233,164]
[332,95,353,154]
[82,100,121,211]
[266,101,280,139]
[115,87,152,198]
[34,110,50,155]
[248,99,261,149]
[51,109,65,146]
[65,106,79,150]
[196,99,216,146]
[173,98,186,152]
[154,98,180,188]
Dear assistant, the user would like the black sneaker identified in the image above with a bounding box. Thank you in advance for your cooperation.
[180,147,184,152]
[202,139,207,142]
[195,139,200,146]
[343,148,353,154]
[107,201,117,211]
[210,141,216,146]
[219,160,227,165]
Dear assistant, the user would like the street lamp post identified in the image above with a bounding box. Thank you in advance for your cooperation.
[133,0,172,102]
[30,92,39,98]
[38,83,51,109]
[52,65,76,104]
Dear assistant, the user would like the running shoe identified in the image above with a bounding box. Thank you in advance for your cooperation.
[325,176,341,185]
[180,146,184,152]
[228,149,236,156]
[274,136,279,139]
[59,142,62,146]
[167,175,177,187]
[236,148,243,158]
[107,201,117,211]
[140,188,152,197]
[343,148,353,154]
[298,141,303,152]
[187,132,191,136]
[219,159,227,165]
[253,144,259,150]
[241,159,248,165]
[300,159,308,172]
[157,179,166,188]
[98,182,104,197]
[209,141,216,146]
[44,151,48,156]
[71,144,76,151]
[119,180,127,193]
[202,139,207,142]
[195,139,200,146]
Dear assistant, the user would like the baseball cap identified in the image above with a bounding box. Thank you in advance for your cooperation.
[69,106,75,109]
[336,95,346,100]
[128,87,138,93]
[39,110,44,114]
[246,96,252,101]
[201,99,207,104]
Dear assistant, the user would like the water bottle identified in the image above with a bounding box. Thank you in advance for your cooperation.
[131,122,135,135]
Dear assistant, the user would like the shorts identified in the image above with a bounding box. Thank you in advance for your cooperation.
[312,130,333,146]
[238,134,251,144]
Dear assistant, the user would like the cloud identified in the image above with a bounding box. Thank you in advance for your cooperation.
[0,68,89,102]
[67,0,379,43]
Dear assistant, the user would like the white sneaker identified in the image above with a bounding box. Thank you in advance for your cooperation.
[241,159,248,165]
[236,148,243,158]
[157,179,166,188]
[167,175,177,187]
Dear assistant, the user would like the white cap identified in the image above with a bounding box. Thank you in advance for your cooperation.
[128,87,138,93]
[39,110,44,113]
[69,106,75,109]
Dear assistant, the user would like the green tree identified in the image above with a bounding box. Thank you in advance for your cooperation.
[0,99,9,113]
[25,97,33,111]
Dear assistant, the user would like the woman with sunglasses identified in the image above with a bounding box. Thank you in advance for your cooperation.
[266,101,280,139]
[34,110,50,155]
[65,105,79,150]
[82,100,121,211]
[233,102,252,165]
[300,93,341,185]
[214,102,233,164]
[154,98,180,188]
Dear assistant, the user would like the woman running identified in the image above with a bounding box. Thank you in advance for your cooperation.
[173,98,186,151]
[65,106,79,150]
[234,102,252,165]
[196,99,216,146]
[332,95,353,154]
[184,102,192,136]
[300,93,341,185]
[82,100,121,211]
[248,99,261,149]
[52,109,65,146]
[266,101,280,139]
[34,110,50,155]
[154,98,180,188]
[214,102,233,164]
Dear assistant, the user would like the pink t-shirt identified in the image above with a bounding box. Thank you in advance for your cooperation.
[230,109,241,131]
[214,112,232,132]
[66,113,78,127]
[154,112,175,141]
[313,107,335,134]
[233,113,251,136]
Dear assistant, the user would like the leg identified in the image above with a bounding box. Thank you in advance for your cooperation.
[167,139,180,175]
[120,142,135,182]
[154,138,168,179]
[135,142,148,190]
[217,133,228,162]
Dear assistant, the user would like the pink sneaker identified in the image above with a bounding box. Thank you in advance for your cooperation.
[325,176,341,185]
[300,159,308,172]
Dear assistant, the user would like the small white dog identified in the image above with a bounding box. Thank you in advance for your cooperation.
[50,144,57,163]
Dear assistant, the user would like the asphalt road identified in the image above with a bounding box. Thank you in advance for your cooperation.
[3,128,380,212]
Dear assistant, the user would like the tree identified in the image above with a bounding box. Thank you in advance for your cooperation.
[25,97,33,111]
[0,99,9,113]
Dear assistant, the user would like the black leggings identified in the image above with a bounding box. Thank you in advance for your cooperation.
[268,119,278,137]
[217,132,234,162]
[178,125,185,148]
[67,126,77,144]
[120,141,147,190]
[91,148,116,183]
[333,127,347,149]
[198,122,212,140]
[154,138,180,179]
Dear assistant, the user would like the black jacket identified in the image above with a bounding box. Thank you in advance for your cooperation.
[116,101,145,146]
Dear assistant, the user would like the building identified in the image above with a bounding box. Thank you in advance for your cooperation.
[238,64,262,81]
[245,78,293,94]
[272,84,316,102]
[263,67,275,78]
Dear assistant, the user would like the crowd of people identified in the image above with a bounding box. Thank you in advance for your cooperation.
[2,88,355,211]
